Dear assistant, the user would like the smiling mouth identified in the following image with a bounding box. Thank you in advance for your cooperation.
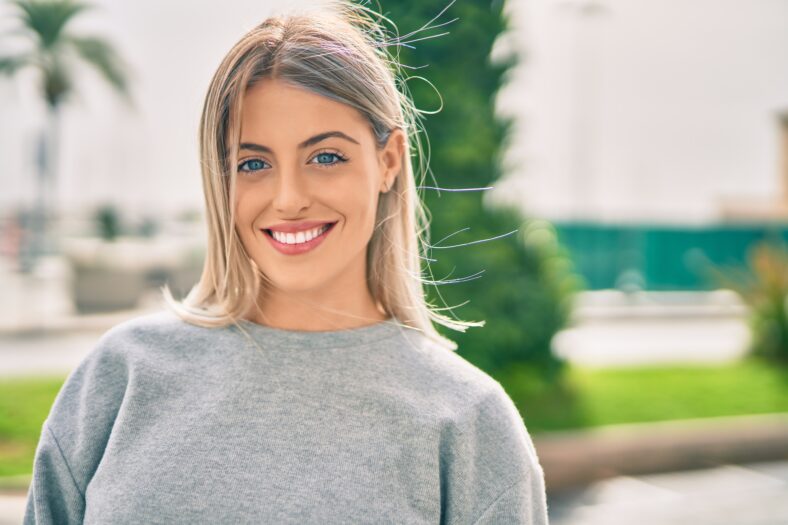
[263,222,337,245]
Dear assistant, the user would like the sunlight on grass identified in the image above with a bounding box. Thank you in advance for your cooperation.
[500,356,788,433]
[0,375,65,477]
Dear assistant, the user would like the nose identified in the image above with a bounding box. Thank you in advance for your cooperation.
[272,166,311,215]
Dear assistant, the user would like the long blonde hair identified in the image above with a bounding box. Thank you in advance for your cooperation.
[161,0,483,350]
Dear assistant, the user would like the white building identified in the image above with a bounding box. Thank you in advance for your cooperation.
[492,0,788,224]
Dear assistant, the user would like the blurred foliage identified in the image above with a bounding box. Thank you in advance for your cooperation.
[95,203,121,241]
[0,0,131,108]
[707,236,788,364]
[135,215,159,238]
[0,0,133,267]
[375,0,583,382]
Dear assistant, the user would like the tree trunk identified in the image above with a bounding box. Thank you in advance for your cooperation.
[24,103,60,271]
[44,104,61,256]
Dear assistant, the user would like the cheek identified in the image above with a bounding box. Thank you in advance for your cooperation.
[329,178,378,227]
[233,187,260,235]
[340,161,382,223]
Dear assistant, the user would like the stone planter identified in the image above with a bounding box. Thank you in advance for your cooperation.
[62,237,155,313]
[62,236,205,313]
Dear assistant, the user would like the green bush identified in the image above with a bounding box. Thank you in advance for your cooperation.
[95,204,122,241]
[708,237,788,364]
[374,0,582,381]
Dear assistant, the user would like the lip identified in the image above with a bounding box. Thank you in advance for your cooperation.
[266,220,335,233]
[261,221,337,256]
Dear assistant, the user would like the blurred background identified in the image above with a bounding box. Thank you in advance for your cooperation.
[1,0,787,523]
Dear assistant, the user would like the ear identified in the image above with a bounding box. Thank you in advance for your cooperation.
[378,128,406,193]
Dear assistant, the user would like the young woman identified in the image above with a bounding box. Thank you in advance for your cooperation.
[24,2,549,523]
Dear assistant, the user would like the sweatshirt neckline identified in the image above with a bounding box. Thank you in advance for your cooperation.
[235,316,406,349]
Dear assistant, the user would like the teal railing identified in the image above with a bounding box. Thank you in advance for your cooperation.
[552,222,788,291]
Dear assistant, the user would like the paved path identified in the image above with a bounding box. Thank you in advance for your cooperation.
[548,460,788,525]
[0,330,105,378]
[552,290,752,367]
[0,302,160,378]
[0,492,25,525]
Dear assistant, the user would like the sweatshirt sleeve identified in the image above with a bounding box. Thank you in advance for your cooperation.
[470,476,546,525]
[24,422,86,525]
[23,329,130,524]
[440,382,549,525]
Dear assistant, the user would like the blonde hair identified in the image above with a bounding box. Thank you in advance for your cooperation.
[161,0,483,350]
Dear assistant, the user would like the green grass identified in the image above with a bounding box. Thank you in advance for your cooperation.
[500,356,788,433]
[2,357,788,479]
[0,375,65,477]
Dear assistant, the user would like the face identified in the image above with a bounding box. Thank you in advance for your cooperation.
[232,78,404,298]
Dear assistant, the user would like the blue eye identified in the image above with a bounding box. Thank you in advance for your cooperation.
[311,151,348,167]
[238,158,269,173]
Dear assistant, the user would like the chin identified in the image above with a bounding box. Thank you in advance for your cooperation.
[261,272,328,294]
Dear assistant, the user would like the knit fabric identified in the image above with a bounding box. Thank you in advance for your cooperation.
[24,310,549,524]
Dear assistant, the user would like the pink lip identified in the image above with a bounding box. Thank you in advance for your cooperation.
[262,222,336,256]
[266,220,335,233]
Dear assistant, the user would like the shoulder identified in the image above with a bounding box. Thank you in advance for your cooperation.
[97,308,204,349]
[47,310,208,422]
[392,327,505,401]
[84,309,228,369]
[394,331,546,519]
[391,328,532,438]
[44,309,224,443]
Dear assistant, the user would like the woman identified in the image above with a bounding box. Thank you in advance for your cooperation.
[24,2,549,523]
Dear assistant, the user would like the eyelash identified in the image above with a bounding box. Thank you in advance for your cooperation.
[237,150,349,174]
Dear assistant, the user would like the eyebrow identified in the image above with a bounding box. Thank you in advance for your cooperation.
[239,130,360,154]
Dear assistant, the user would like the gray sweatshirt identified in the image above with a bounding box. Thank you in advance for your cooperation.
[24,310,549,524]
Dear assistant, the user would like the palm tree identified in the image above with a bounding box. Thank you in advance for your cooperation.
[0,0,131,271]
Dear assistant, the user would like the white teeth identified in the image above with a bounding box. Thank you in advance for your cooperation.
[270,224,329,245]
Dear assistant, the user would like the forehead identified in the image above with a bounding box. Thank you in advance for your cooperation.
[240,78,369,137]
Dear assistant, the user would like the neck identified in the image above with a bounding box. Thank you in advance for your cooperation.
[245,260,388,331]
